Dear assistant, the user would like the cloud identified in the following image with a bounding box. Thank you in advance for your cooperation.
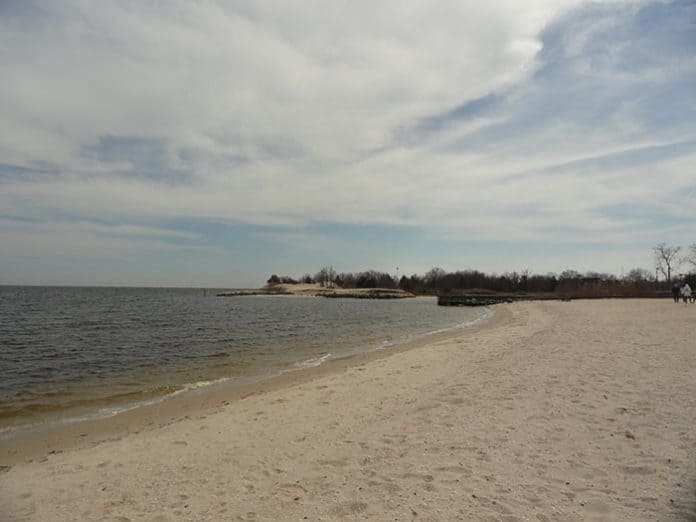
[0,0,572,166]
[0,0,694,283]
[0,218,204,258]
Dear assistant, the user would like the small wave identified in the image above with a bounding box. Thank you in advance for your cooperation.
[375,307,494,350]
[0,386,177,420]
[417,307,493,337]
[0,377,235,439]
[206,351,229,358]
[92,377,233,418]
[292,353,332,370]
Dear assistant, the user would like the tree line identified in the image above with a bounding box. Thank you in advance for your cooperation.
[266,243,696,296]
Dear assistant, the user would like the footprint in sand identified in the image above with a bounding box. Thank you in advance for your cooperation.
[402,472,435,482]
[435,465,471,476]
[383,482,401,493]
[621,465,655,475]
[318,458,349,468]
[329,501,368,516]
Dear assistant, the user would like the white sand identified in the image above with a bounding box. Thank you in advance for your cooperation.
[2,299,695,520]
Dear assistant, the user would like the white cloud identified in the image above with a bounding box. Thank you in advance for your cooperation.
[0,0,580,166]
[0,0,694,279]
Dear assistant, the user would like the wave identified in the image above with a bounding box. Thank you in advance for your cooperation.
[376,306,494,349]
[292,353,333,370]
[0,378,232,439]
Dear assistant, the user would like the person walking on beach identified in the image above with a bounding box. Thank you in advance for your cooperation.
[672,282,681,303]
[681,282,691,304]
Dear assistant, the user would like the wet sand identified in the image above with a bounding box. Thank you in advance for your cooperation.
[1,299,695,520]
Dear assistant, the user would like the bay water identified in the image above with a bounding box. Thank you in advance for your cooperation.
[0,286,489,433]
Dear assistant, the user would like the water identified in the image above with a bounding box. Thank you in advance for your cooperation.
[0,286,489,433]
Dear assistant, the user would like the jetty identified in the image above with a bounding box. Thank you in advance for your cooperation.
[216,289,291,297]
[438,294,569,306]
[218,284,414,299]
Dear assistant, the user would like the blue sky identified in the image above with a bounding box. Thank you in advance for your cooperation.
[1,0,695,286]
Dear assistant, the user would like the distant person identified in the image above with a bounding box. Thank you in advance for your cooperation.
[681,283,692,304]
[672,282,681,303]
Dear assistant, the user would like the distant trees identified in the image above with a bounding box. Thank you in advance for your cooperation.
[625,268,654,282]
[265,274,298,285]
[394,269,558,294]
[315,266,337,288]
[265,243,691,296]
[653,242,681,282]
[559,269,582,281]
[622,267,655,293]
[263,265,672,296]
[686,243,696,271]
[334,270,396,289]
[392,267,658,296]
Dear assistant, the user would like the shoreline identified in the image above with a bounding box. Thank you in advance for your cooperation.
[3,299,695,520]
[0,306,500,466]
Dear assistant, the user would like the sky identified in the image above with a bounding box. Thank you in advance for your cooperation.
[1,0,695,287]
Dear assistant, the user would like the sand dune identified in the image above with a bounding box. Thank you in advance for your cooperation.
[2,299,695,520]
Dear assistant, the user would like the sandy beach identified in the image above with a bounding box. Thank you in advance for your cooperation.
[1,299,695,521]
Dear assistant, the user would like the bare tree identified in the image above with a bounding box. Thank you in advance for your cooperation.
[653,243,681,282]
[686,243,696,271]
[424,267,446,287]
[315,266,336,288]
[625,268,653,282]
[326,265,336,288]
[559,269,582,280]
[315,267,327,287]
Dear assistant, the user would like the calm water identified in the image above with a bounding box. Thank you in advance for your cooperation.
[0,286,489,432]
